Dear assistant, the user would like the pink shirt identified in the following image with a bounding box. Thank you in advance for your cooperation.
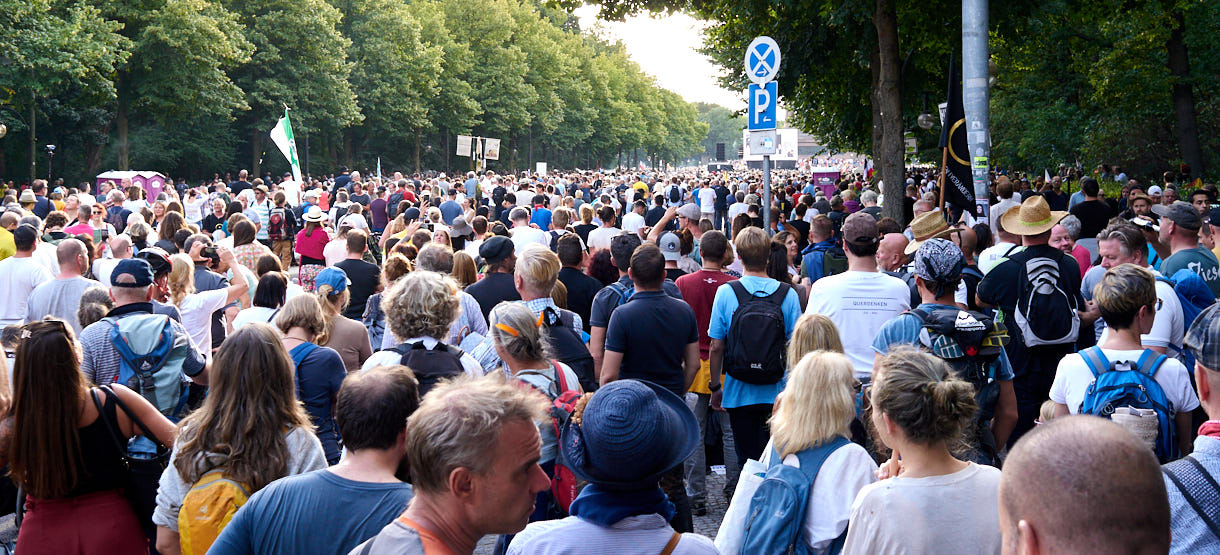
[1071,244,1091,278]
[295,227,330,260]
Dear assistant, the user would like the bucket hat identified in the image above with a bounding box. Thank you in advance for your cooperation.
[560,379,699,491]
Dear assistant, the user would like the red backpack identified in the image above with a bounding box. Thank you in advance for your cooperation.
[517,361,584,513]
[267,206,287,240]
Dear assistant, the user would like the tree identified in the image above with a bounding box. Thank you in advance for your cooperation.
[695,103,743,162]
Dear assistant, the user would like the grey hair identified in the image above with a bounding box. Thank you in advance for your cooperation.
[415,243,455,273]
[1059,215,1082,240]
[488,302,552,364]
[860,190,879,205]
[18,215,42,231]
[509,206,530,222]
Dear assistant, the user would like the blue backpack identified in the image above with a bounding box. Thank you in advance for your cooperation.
[608,281,636,308]
[742,437,850,555]
[1077,347,1178,462]
[1157,269,1216,369]
[104,313,192,421]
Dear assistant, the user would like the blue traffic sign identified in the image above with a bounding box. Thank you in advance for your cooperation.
[748,82,777,131]
[745,36,781,85]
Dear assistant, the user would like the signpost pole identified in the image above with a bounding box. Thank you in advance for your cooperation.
[762,155,772,233]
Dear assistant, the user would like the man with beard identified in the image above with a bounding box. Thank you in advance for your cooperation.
[209,366,420,554]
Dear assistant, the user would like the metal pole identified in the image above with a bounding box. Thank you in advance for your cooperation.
[963,0,991,224]
[28,95,35,186]
[762,154,772,233]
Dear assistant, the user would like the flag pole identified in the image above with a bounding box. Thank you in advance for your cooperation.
[938,146,949,215]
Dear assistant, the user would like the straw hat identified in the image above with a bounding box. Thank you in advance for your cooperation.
[1001,195,1067,236]
[904,208,953,255]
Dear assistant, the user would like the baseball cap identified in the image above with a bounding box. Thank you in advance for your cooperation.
[676,203,701,221]
[479,236,514,265]
[1186,303,1220,371]
[110,258,155,288]
[1152,201,1202,230]
[1209,207,1220,227]
[841,212,879,246]
[658,232,681,261]
[1147,185,1164,196]
[12,224,38,249]
[315,267,350,295]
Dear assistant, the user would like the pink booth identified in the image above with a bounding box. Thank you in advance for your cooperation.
[810,167,841,197]
[95,170,166,201]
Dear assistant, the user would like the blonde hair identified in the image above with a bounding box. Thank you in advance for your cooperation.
[770,351,857,458]
[579,203,594,224]
[168,253,196,305]
[314,284,349,345]
[516,244,560,296]
[787,314,844,367]
[407,373,548,494]
[873,347,977,447]
[275,294,326,338]
[1093,263,1156,330]
[381,270,459,341]
[1037,400,1057,425]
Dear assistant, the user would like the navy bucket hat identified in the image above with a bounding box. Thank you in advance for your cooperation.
[560,379,700,490]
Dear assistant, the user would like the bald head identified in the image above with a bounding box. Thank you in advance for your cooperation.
[56,238,87,274]
[951,226,978,259]
[876,233,909,272]
[109,234,133,259]
[1000,416,1169,555]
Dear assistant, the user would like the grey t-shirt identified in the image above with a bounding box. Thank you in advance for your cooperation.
[1161,246,1220,297]
[26,275,101,334]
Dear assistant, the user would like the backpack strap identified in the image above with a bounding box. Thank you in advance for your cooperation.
[1163,455,1220,542]
[659,531,681,555]
[290,342,320,369]
[551,360,571,393]
[765,282,792,306]
[1078,346,1111,378]
[1134,349,1168,379]
[728,280,750,307]
[788,436,851,482]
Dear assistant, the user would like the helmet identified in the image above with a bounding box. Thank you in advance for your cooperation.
[134,247,173,276]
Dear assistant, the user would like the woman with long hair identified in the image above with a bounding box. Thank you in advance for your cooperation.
[786,313,844,366]
[168,251,249,356]
[586,249,619,286]
[760,351,876,552]
[155,211,186,254]
[294,206,330,291]
[229,219,272,271]
[842,347,1002,554]
[275,295,346,464]
[150,201,167,230]
[153,323,326,554]
[451,251,477,288]
[7,320,175,553]
[313,267,372,373]
[768,234,808,311]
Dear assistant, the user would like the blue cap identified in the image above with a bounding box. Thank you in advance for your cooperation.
[111,258,155,288]
[315,267,350,295]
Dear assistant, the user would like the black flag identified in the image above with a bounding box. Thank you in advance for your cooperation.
[939,54,975,215]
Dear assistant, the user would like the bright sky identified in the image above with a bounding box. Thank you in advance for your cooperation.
[573,6,746,111]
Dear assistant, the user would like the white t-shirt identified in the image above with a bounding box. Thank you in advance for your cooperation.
[727,202,748,222]
[510,226,549,254]
[1050,348,1199,415]
[587,226,621,251]
[93,257,122,288]
[323,239,348,267]
[33,241,60,276]
[231,306,279,330]
[978,242,1023,274]
[621,212,645,235]
[1097,277,1184,357]
[178,288,230,356]
[698,188,716,213]
[0,256,54,326]
[842,463,1003,555]
[806,271,911,378]
[759,439,877,552]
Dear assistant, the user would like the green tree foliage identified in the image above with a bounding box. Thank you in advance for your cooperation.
[695,102,744,162]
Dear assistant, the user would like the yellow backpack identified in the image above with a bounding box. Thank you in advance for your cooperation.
[177,470,251,555]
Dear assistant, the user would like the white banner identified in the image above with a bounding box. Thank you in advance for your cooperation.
[456,135,473,157]
[484,138,501,160]
[536,162,547,175]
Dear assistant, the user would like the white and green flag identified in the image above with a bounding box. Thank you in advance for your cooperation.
[269,108,302,182]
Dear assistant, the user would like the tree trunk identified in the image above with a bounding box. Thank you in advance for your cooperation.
[874,0,904,224]
[251,129,262,178]
[85,142,103,177]
[116,95,129,171]
[1167,11,1205,178]
[870,41,883,179]
[413,127,421,173]
[28,93,37,183]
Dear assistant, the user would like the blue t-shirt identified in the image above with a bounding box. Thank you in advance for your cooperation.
[604,290,698,396]
[439,200,463,225]
[707,276,801,409]
[464,177,479,198]
[209,469,412,555]
[291,343,346,464]
[871,303,1015,383]
[530,207,553,230]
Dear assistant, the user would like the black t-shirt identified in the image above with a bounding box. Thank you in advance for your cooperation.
[665,268,687,281]
[558,267,602,330]
[1069,199,1113,240]
[229,180,252,196]
[201,214,225,234]
[714,185,731,210]
[334,258,382,320]
[466,272,521,320]
[786,219,811,252]
[349,194,371,207]
[573,223,598,246]
[603,290,698,397]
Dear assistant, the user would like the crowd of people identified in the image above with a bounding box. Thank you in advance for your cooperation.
[0,164,1217,554]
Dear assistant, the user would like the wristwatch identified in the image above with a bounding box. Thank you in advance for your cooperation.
[708,380,721,392]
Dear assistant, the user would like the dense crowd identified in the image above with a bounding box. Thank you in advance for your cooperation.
[0,164,1218,554]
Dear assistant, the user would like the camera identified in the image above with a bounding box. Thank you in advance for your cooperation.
[1131,216,1160,233]
[202,246,219,260]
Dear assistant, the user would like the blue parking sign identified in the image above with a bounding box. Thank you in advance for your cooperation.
[748,82,777,131]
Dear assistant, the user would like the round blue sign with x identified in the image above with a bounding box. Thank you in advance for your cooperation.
[745,36,781,85]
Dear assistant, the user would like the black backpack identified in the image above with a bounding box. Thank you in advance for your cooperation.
[392,342,466,398]
[539,307,597,392]
[724,281,790,385]
[668,185,681,205]
[907,307,1010,465]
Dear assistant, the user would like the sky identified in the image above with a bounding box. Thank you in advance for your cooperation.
[573,6,746,111]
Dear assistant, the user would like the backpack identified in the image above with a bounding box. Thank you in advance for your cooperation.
[907,307,1010,465]
[539,307,597,392]
[177,470,251,555]
[518,361,584,514]
[103,314,191,420]
[1157,269,1216,369]
[800,242,846,284]
[608,281,636,308]
[1162,455,1220,542]
[1013,254,1079,347]
[668,185,682,205]
[1077,347,1178,462]
[741,437,850,555]
[393,341,466,398]
[724,281,790,385]
[267,206,287,240]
